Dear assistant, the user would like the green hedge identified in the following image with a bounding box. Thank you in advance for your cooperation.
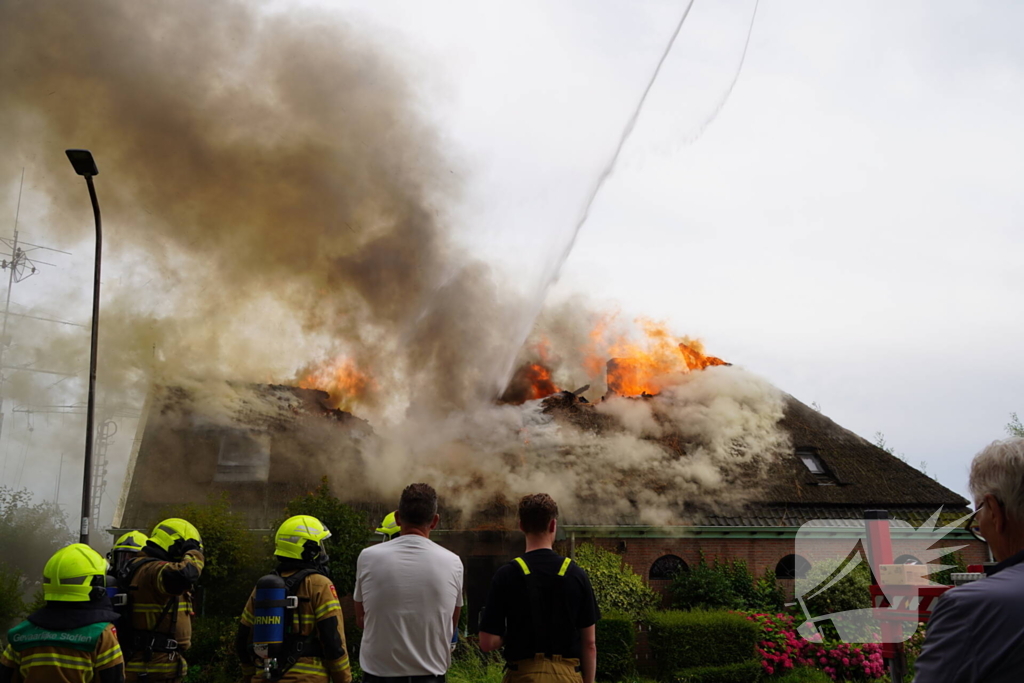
[596,610,635,681]
[674,661,762,683]
[647,611,758,679]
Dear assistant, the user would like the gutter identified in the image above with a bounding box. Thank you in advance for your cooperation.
[559,524,976,541]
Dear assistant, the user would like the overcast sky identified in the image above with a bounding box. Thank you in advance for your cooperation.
[2,0,1021,514]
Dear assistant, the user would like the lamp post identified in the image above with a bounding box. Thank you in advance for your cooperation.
[66,149,102,546]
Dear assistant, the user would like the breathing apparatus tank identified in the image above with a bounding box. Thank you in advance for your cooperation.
[253,573,295,678]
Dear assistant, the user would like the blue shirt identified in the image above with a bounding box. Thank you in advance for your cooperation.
[914,549,1024,682]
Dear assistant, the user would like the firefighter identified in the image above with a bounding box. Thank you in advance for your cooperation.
[375,511,399,542]
[108,531,148,576]
[236,515,352,683]
[0,544,125,683]
[121,518,204,682]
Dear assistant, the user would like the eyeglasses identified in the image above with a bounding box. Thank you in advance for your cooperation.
[968,500,986,543]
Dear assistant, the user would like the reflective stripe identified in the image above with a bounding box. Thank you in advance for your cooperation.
[1,644,21,665]
[241,609,255,626]
[291,660,328,677]
[514,557,530,575]
[327,656,350,672]
[314,600,341,618]
[95,644,123,667]
[20,652,92,672]
[133,602,189,613]
[558,558,572,577]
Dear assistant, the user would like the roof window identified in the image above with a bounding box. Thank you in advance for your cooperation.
[796,447,839,485]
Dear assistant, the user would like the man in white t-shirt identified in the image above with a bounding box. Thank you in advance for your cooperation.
[354,483,464,682]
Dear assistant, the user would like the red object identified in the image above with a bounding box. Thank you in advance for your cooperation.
[967,564,984,573]
[865,513,954,660]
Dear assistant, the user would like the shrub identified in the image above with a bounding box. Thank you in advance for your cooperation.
[163,494,266,618]
[752,568,786,613]
[771,667,835,682]
[647,610,759,679]
[183,615,243,683]
[573,543,659,620]
[798,560,872,618]
[596,610,636,681]
[743,611,885,679]
[669,556,740,611]
[675,661,763,683]
[669,556,786,614]
[931,552,967,586]
[278,477,373,597]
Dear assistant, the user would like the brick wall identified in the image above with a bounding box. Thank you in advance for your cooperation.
[583,536,989,593]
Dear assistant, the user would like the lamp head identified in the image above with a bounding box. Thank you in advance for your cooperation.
[65,149,98,177]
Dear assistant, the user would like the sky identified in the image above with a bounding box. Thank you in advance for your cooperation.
[1,0,1021,520]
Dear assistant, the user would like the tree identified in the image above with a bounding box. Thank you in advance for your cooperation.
[573,543,658,620]
[1007,413,1024,438]
[0,562,27,643]
[163,494,265,618]
[0,487,73,585]
[278,477,373,597]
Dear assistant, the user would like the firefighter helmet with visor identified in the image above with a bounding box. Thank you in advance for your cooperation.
[42,544,108,602]
[275,515,332,562]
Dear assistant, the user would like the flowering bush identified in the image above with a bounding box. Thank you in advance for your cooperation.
[744,612,886,680]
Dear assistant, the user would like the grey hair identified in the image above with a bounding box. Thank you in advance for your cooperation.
[968,438,1024,522]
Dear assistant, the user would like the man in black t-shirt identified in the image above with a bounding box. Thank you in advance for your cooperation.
[479,494,599,683]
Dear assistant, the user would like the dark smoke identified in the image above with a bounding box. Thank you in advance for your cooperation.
[0,0,517,415]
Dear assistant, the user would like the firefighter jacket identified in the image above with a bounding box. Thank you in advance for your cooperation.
[123,548,204,682]
[1,602,124,683]
[238,568,352,683]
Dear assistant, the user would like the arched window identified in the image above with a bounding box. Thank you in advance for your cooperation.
[649,555,688,580]
[775,554,811,580]
[893,554,922,565]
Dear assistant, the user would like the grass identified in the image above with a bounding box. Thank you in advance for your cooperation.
[771,667,836,683]
[446,655,506,683]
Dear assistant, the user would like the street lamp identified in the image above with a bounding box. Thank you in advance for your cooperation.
[65,149,102,546]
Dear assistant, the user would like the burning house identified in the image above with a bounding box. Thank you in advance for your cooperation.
[113,344,984,632]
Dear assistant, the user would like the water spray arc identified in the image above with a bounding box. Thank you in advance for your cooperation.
[499,0,697,396]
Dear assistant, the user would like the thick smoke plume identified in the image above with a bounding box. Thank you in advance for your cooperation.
[0,0,790,524]
[0,0,517,417]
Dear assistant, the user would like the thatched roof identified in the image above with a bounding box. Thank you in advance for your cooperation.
[542,389,969,522]
[117,383,968,534]
[767,396,967,507]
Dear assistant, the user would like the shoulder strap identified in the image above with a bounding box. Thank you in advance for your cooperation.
[279,568,321,596]
[557,557,572,577]
[515,557,550,656]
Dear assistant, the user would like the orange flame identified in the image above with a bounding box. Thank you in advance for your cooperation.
[501,362,560,404]
[584,317,727,396]
[299,357,374,409]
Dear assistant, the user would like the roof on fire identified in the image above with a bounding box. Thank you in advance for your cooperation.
[115,383,969,534]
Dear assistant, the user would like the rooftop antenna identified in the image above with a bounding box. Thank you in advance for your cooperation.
[0,170,76,484]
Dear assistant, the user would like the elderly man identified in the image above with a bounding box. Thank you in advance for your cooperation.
[914,437,1024,682]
